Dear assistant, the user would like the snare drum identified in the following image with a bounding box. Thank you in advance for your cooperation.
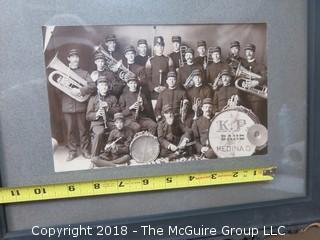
[130,131,160,163]
[208,106,262,158]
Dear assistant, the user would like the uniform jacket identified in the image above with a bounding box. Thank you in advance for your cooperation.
[226,55,245,71]
[213,85,239,112]
[168,51,180,70]
[107,126,134,155]
[206,61,231,84]
[157,118,186,149]
[177,63,203,88]
[192,115,212,152]
[135,55,148,67]
[187,85,213,102]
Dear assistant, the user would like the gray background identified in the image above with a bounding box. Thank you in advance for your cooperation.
[0,0,307,232]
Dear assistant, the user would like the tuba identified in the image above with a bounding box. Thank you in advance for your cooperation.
[234,64,268,99]
[95,45,134,82]
[47,53,91,102]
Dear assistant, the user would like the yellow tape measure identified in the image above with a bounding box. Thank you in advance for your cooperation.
[0,166,276,204]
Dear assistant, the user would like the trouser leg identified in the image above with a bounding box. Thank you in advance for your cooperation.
[91,125,106,157]
[76,112,90,153]
[64,113,77,153]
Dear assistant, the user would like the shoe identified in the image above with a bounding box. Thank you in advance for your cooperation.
[66,152,77,161]
[82,151,91,159]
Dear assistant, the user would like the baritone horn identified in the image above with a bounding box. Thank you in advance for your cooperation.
[234,64,268,99]
[47,53,91,102]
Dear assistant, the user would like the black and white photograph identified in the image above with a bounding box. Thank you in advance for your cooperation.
[43,24,268,172]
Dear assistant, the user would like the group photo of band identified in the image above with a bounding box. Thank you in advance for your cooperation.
[43,24,268,172]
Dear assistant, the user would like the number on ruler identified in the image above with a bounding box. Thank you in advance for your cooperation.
[189,176,195,181]
[118,181,124,187]
[68,185,75,191]
[142,179,149,185]
[233,172,239,177]
[11,190,20,196]
[93,183,100,189]
[34,188,47,195]
[166,177,173,183]
[211,173,217,179]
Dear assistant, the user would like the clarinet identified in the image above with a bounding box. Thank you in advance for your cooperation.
[98,92,108,129]
[134,87,142,120]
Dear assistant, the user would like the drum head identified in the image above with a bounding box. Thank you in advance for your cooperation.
[209,107,260,158]
[247,124,268,148]
[130,134,160,163]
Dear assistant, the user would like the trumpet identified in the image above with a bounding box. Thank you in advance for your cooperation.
[235,64,268,99]
[95,45,134,82]
[193,97,201,120]
[211,72,222,90]
[134,87,142,120]
[97,92,109,129]
[183,69,198,88]
[47,53,90,102]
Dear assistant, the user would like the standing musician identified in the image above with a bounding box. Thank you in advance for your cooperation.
[168,36,182,71]
[242,43,267,126]
[61,49,96,161]
[187,69,213,120]
[192,98,217,159]
[86,76,120,157]
[194,40,208,70]
[213,69,240,112]
[226,41,245,72]
[154,71,189,122]
[178,47,203,88]
[101,34,124,62]
[206,46,230,86]
[119,74,157,134]
[135,39,149,66]
[157,104,191,160]
[91,113,134,167]
[145,36,174,100]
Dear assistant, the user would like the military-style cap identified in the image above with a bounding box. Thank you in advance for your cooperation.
[126,73,138,82]
[162,104,173,114]
[167,71,177,78]
[137,39,147,46]
[68,49,79,57]
[192,69,202,76]
[244,43,256,51]
[154,36,165,46]
[197,40,207,47]
[202,98,213,106]
[105,34,116,42]
[230,41,240,48]
[172,36,181,43]
[124,45,136,54]
[185,47,194,54]
[97,76,107,84]
[114,113,124,121]
[94,52,105,61]
[212,46,221,53]
[221,69,232,76]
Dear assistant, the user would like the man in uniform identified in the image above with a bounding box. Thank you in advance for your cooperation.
[157,104,191,160]
[145,36,174,100]
[192,98,216,159]
[91,113,134,167]
[178,47,203,88]
[101,34,124,62]
[242,43,267,126]
[226,41,245,73]
[86,76,120,157]
[187,69,213,120]
[213,69,240,112]
[119,75,157,134]
[194,40,208,70]
[154,71,188,122]
[135,39,149,66]
[206,46,230,87]
[61,49,95,161]
[168,36,182,71]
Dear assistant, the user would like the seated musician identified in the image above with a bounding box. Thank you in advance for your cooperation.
[86,76,119,157]
[213,69,240,113]
[192,98,217,159]
[91,113,134,167]
[158,104,191,161]
[187,69,213,120]
[119,74,157,135]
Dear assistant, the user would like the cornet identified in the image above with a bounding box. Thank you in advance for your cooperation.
[193,97,202,120]
[179,45,188,67]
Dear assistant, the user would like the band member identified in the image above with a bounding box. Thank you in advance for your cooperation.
[192,98,216,159]
[145,36,174,100]
[213,69,240,112]
[206,46,230,86]
[61,49,95,161]
[91,113,133,167]
[119,75,157,134]
[90,52,122,97]
[86,76,120,157]
[242,43,267,125]
[226,41,245,72]
[194,40,208,70]
[101,34,124,62]
[154,71,188,121]
[187,69,213,120]
[168,36,182,70]
[135,39,149,66]
[178,47,203,88]
[158,104,191,160]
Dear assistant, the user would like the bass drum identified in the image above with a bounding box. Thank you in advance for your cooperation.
[130,131,160,163]
[209,106,263,158]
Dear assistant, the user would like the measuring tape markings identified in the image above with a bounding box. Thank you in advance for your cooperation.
[0,167,276,204]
